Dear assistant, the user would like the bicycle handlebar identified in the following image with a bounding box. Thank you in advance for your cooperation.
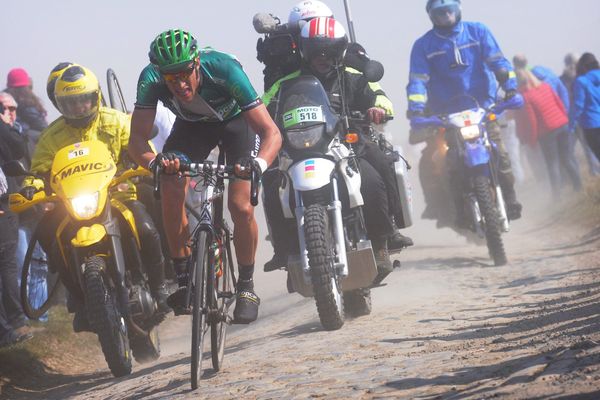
[152,161,260,206]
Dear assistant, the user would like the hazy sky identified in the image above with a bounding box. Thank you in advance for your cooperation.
[3,0,600,133]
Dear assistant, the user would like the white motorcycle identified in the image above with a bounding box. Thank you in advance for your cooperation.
[269,73,389,330]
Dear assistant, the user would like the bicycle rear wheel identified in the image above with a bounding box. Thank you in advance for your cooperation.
[191,231,210,390]
[20,227,61,320]
[210,234,234,371]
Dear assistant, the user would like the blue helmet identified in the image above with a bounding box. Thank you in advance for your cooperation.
[426,0,462,28]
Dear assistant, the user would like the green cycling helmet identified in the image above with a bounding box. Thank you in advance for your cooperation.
[149,29,199,73]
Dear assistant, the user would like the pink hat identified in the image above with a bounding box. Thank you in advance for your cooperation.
[7,68,31,88]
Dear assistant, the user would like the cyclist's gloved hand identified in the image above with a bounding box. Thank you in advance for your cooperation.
[235,156,267,180]
[20,186,38,201]
[149,151,190,174]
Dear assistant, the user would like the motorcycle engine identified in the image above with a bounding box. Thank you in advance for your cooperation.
[128,285,157,321]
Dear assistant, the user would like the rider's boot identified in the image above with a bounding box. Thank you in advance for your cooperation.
[147,262,172,314]
[388,230,414,251]
[499,176,522,221]
[264,251,288,272]
[372,237,393,285]
[166,256,190,315]
[233,265,260,324]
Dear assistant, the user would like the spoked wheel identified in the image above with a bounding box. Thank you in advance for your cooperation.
[84,256,132,377]
[191,231,210,390]
[210,235,234,372]
[473,175,507,266]
[20,227,61,320]
[106,68,128,113]
[305,204,345,331]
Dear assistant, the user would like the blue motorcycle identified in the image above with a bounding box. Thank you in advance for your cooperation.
[410,95,523,265]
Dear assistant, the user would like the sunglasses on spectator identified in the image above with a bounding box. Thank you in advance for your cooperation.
[2,105,17,112]
[162,62,197,83]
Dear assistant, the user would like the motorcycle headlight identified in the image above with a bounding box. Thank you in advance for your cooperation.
[71,192,99,219]
[460,125,481,140]
[285,124,325,150]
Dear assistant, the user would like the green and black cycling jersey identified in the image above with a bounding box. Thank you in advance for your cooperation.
[135,48,262,123]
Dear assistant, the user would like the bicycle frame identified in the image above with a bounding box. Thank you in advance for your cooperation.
[185,159,237,316]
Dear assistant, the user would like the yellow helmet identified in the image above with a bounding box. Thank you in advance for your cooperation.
[54,65,101,122]
[46,62,75,108]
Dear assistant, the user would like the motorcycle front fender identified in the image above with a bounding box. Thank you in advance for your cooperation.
[289,158,335,191]
[71,224,107,248]
[463,140,490,168]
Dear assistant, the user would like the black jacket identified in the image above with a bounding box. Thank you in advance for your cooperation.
[0,120,27,242]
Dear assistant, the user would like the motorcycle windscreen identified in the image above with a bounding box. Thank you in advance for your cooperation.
[50,140,117,200]
[275,75,340,150]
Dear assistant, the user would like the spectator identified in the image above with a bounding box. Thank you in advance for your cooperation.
[5,69,51,320]
[0,92,33,347]
[515,69,582,197]
[5,68,48,166]
[513,54,570,109]
[560,53,600,176]
[571,53,600,160]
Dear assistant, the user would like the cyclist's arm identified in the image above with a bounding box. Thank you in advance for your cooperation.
[129,107,158,169]
[242,104,282,167]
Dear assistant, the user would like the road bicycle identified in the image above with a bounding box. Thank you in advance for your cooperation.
[153,149,259,389]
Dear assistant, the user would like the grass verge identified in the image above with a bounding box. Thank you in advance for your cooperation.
[0,306,101,396]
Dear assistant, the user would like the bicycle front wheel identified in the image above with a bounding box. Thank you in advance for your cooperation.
[210,235,234,371]
[191,230,210,390]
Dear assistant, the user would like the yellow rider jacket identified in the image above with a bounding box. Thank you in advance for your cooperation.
[23,107,138,201]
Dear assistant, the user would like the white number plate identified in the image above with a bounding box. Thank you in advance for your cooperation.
[68,148,90,159]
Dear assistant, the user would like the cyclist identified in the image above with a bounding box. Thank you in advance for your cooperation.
[407,0,523,223]
[128,29,281,324]
[20,65,171,330]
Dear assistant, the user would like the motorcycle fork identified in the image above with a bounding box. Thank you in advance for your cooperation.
[486,141,509,231]
[294,176,349,284]
[73,206,130,317]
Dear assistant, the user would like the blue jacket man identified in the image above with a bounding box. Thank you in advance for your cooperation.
[407,0,522,220]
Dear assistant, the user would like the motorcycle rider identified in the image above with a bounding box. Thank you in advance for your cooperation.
[257,2,413,264]
[127,29,281,324]
[19,65,171,330]
[262,16,396,283]
[407,0,523,224]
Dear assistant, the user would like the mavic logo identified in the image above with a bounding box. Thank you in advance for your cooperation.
[53,162,112,183]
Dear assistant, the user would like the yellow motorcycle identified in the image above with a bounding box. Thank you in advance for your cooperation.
[5,140,161,377]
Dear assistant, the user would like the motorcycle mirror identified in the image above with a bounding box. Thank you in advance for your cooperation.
[363,60,384,83]
[1,160,29,177]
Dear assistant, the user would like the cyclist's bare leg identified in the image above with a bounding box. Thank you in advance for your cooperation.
[228,179,258,266]
[161,174,191,259]
[229,180,261,323]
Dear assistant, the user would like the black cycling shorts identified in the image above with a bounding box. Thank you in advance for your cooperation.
[163,114,261,164]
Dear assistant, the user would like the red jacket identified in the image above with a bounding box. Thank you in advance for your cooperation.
[516,82,568,146]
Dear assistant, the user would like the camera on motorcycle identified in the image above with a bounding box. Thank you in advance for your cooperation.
[363,60,384,83]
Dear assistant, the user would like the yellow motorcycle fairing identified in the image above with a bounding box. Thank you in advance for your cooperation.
[9,191,57,214]
[111,198,141,249]
[50,141,116,220]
